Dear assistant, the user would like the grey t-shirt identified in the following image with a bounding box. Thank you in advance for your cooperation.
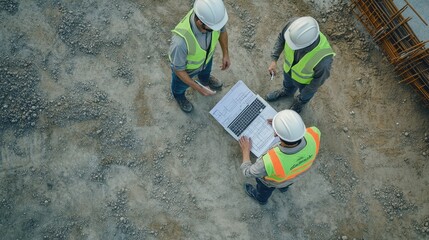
[169,12,226,76]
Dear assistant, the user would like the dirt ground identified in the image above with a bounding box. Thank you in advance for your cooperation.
[1,0,429,239]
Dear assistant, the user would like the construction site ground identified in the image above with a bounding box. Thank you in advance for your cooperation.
[1,0,429,239]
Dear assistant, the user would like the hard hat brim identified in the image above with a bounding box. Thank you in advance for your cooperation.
[284,29,301,50]
[204,9,228,31]
[284,17,320,50]
[272,110,306,142]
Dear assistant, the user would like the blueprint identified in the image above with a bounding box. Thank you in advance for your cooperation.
[210,80,280,157]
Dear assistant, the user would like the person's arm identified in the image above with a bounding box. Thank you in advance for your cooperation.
[219,30,230,70]
[170,35,215,96]
[240,159,267,178]
[268,25,288,76]
[269,19,299,76]
[270,28,286,62]
[239,136,267,178]
[300,56,333,97]
[239,136,251,162]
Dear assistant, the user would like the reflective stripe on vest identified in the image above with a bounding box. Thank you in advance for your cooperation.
[171,10,220,71]
[262,127,321,183]
[283,33,335,84]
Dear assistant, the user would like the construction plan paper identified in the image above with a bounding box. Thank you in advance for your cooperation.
[210,80,280,157]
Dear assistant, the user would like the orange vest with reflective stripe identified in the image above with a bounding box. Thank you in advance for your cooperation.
[262,127,321,183]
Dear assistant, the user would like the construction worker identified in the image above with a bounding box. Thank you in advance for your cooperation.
[265,17,335,113]
[238,110,320,205]
[169,0,230,113]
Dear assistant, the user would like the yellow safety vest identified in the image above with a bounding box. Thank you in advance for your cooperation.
[171,10,220,71]
[262,127,321,183]
[283,33,335,84]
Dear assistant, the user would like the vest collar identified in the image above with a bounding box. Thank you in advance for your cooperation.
[278,138,307,154]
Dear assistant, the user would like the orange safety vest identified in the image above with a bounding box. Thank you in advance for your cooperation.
[262,127,321,183]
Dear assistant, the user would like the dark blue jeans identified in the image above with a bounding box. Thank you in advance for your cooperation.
[255,178,292,202]
[282,71,317,104]
[171,59,213,100]
[255,178,276,202]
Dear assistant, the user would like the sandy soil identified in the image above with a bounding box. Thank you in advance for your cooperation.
[1,0,429,239]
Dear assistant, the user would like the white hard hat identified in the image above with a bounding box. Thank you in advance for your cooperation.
[193,0,228,31]
[272,110,306,142]
[284,16,320,50]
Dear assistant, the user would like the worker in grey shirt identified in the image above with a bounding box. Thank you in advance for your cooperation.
[169,0,230,113]
[239,110,321,205]
[265,16,335,113]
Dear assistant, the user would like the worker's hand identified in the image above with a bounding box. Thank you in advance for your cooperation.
[239,136,251,151]
[239,136,251,161]
[197,85,216,96]
[268,61,277,77]
[267,118,273,125]
[221,55,231,70]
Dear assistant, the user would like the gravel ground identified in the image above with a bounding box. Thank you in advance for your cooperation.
[1,0,428,239]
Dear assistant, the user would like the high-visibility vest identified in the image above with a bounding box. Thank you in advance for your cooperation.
[262,127,321,183]
[283,33,335,84]
[171,10,220,71]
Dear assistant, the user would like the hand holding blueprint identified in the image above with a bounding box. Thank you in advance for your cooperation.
[210,80,280,157]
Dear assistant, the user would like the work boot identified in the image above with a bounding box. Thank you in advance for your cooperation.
[175,97,193,113]
[244,184,267,205]
[290,98,305,113]
[201,75,223,90]
[277,185,290,192]
[265,89,290,102]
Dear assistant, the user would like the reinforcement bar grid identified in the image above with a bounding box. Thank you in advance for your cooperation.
[351,0,429,107]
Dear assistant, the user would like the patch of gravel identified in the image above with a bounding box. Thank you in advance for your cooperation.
[373,185,417,221]
[51,2,129,57]
[90,166,109,183]
[8,32,31,56]
[41,217,87,240]
[57,9,103,55]
[114,63,134,86]
[413,216,429,236]
[0,166,52,236]
[0,58,45,136]
[318,154,358,203]
[106,188,141,237]
[228,2,259,51]
[148,146,199,218]
[42,52,62,82]
[45,82,142,164]
[0,0,19,15]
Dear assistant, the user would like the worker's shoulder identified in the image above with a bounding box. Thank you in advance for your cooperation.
[170,34,187,48]
[307,126,321,135]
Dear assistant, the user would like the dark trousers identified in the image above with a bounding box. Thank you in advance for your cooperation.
[255,178,292,202]
[255,178,276,202]
[282,71,318,104]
